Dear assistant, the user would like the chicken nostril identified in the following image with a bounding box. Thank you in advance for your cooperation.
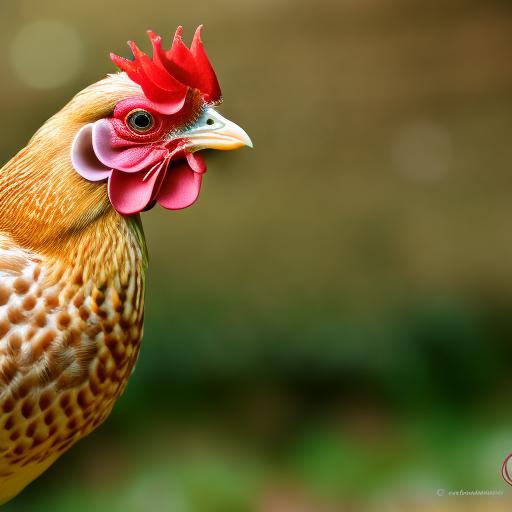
[206,118,214,126]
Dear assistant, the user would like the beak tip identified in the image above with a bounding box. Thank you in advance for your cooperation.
[240,129,253,149]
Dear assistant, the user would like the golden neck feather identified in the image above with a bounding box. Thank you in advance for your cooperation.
[0,73,147,266]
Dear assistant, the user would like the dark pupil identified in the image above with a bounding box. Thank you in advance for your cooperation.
[133,113,151,129]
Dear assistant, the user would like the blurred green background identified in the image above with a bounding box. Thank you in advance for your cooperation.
[1,0,512,510]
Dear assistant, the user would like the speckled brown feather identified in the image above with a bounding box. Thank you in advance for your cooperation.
[0,74,148,502]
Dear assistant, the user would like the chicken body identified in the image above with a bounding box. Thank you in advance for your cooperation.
[0,24,251,501]
[0,76,147,502]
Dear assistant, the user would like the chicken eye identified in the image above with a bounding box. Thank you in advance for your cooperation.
[126,110,154,133]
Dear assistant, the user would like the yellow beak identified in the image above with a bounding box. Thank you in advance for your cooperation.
[182,107,253,151]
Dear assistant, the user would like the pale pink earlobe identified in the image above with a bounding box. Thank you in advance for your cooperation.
[71,124,112,182]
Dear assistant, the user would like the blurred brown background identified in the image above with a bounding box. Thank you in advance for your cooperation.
[1,0,512,510]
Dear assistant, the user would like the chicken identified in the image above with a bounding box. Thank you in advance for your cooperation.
[0,26,251,503]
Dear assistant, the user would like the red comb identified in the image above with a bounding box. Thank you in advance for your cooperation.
[110,26,222,114]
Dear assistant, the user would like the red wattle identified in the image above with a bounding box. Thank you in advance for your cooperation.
[108,162,166,215]
[186,152,207,174]
[157,161,203,210]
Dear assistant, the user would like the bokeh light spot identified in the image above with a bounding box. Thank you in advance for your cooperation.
[10,20,83,89]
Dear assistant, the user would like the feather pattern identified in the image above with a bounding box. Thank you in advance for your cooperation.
[0,74,147,502]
